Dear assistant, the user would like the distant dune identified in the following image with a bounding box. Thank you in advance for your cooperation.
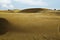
[0,8,60,13]
[20,8,52,13]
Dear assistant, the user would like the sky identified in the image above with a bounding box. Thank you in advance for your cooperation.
[0,0,60,10]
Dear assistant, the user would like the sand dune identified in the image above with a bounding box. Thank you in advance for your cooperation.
[0,8,60,40]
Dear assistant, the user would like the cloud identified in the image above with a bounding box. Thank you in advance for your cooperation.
[0,0,48,9]
[0,0,14,9]
[0,0,11,4]
[14,0,48,6]
[2,4,14,9]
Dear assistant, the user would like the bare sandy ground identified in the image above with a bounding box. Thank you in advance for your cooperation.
[0,13,60,40]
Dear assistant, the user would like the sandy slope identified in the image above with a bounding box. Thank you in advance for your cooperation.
[0,13,60,40]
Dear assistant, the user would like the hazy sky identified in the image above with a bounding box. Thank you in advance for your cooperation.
[0,0,60,10]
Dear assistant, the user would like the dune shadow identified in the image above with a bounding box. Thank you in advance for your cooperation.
[0,18,32,36]
[0,18,10,35]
